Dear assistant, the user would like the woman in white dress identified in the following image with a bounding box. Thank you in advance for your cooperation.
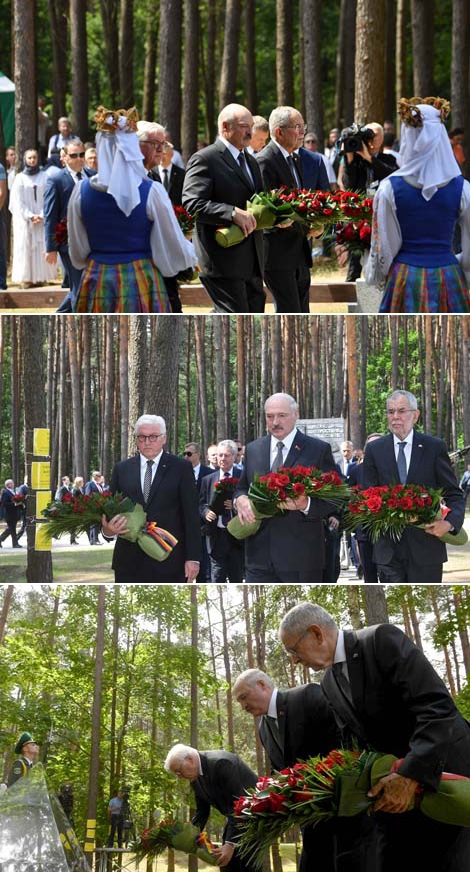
[9,149,58,287]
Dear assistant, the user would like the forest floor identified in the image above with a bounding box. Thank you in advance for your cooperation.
[1,513,469,583]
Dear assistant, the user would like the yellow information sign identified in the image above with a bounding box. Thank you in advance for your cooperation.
[33,428,50,456]
[35,524,52,551]
[35,491,51,518]
[31,462,51,490]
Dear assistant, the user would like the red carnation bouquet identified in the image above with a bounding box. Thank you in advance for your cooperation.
[343,483,467,545]
[235,749,470,871]
[41,491,178,560]
[227,465,351,540]
[129,820,218,864]
[173,205,196,237]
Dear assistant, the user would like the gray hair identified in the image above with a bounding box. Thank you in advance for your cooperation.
[264,392,298,413]
[217,439,238,458]
[340,441,354,450]
[252,115,269,133]
[279,602,337,640]
[386,390,418,411]
[185,442,201,453]
[164,743,196,772]
[136,122,165,141]
[63,140,83,154]
[217,103,251,134]
[269,106,296,138]
[233,669,274,692]
[134,414,166,435]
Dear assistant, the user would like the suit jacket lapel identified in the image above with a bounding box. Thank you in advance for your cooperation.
[408,431,426,483]
[219,143,254,193]
[283,430,306,467]
[146,452,170,505]
[271,143,297,188]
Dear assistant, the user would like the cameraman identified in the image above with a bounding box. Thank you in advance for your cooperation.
[339,122,398,280]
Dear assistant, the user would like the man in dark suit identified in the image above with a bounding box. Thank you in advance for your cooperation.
[233,668,339,872]
[297,144,330,191]
[164,743,258,872]
[102,414,201,583]
[234,392,336,583]
[44,140,94,312]
[85,470,105,545]
[151,141,188,313]
[182,103,265,313]
[363,389,465,582]
[0,479,21,548]
[280,602,470,872]
[183,440,212,581]
[256,106,314,312]
[200,440,244,583]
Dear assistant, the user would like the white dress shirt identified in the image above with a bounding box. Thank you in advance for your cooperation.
[139,450,163,493]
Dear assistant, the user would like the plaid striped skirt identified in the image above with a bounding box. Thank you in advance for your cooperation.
[379,262,470,313]
[75,258,171,313]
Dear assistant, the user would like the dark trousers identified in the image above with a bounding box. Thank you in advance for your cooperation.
[264,264,311,312]
[201,274,266,313]
[164,275,183,313]
[322,527,340,582]
[57,250,83,312]
[378,559,443,582]
[245,565,324,583]
[376,810,470,872]
[346,251,362,281]
[0,209,6,288]
[208,529,244,583]
[107,813,123,848]
[358,539,379,582]
[0,520,19,547]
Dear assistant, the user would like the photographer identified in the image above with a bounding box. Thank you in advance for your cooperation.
[338,122,398,280]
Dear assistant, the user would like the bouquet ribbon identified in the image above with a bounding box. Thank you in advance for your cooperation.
[337,752,470,827]
[117,504,178,562]
[160,823,218,865]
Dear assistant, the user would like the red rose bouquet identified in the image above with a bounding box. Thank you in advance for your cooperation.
[41,491,178,560]
[332,190,374,223]
[55,217,68,247]
[335,219,372,257]
[343,483,467,545]
[215,187,301,247]
[235,750,470,871]
[129,820,218,864]
[173,205,196,237]
[227,465,351,540]
[210,476,240,516]
[11,493,26,506]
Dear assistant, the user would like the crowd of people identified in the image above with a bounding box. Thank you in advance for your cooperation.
[0,94,468,312]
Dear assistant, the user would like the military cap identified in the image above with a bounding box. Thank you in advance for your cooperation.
[14,732,37,754]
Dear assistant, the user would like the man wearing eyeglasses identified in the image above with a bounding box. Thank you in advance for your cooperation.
[256,106,315,313]
[362,389,465,582]
[44,140,95,312]
[137,122,167,173]
[102,414,201,583]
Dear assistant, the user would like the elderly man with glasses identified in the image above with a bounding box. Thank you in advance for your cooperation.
[256,106,316,313]
[362,389,465,582]
[102,415,201,583]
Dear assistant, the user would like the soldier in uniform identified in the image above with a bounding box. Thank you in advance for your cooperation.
[7,731,39,786]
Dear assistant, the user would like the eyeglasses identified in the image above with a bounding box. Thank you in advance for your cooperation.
[304,139,317,144]
[284,124,305,131]
[183,451,194,457]
[386,408,414,417]
[136,434,164,443]
[140,140,165,150]
[283,627,309,656]
[68,152,85,158]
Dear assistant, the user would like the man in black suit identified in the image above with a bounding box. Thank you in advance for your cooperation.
[164,743,257,872]
[0,479,21,548]
[256,106,314,313]
[200,440,244,583]
[183,440,212,581]
[363,389,465,582]
[280,602,470,872]
[152,141,188,313]
[182,103,265,313]
[102,414,201,583]
[234,392,336,583]
[44,140,94,312]
[233,668,339,872]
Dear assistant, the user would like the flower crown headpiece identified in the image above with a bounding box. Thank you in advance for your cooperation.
[94,105,139,133]
[398,96,451,127]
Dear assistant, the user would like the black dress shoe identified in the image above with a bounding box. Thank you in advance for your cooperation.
[13,544,22,548]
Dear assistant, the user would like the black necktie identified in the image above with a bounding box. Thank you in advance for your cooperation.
[287,154,300,187]
[264,715,282,751]
[333,662,353,703]
[271,441,285,472]
[76,171,82,181]
[397,442,407,485]
[238,151,253,188]
[162,168,169,191]
[222,471,232,526]
[143,460,153,502]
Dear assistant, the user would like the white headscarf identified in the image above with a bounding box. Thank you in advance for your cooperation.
[95,118,148,216]
[390,104,461,201]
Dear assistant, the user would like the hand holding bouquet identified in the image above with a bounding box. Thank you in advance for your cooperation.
[228,466,350,540]
[41,491,178,560]
[343,483,468,545]
[209,476,240,516]
[174,205,196,238]
[129,820,218,865]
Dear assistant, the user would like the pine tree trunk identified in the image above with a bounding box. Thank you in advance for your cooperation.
[384,0,396,121]
[411,0,434,95]
[244,0,258,113]
[219,0,242,108]
[354,0,386,122]
[66,316,85,479]
[276,0,294,105]
[142,11,158,121]
[128,316,148,455]
[302,0,323,140]
[335,0,356,127]
[182,0,199,163]
[451,0,470,176]
[99,0,120,103]
[13,0,36,178]
[84,586,106,869]
[70,0,89,140]
[395,0,407,133]
[147,317,184,450]
[119,0,134,107]
[48,0,68,123]
[158,0,183,147]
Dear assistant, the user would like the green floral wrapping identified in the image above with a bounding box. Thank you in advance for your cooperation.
[337,751,470,827]
[170,823,218,865]
[117,504,178,562]
[418,507,468,546]
[227,500,274,540]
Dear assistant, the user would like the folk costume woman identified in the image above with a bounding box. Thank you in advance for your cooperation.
[365,97,470,313]
[68,106,196,313]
